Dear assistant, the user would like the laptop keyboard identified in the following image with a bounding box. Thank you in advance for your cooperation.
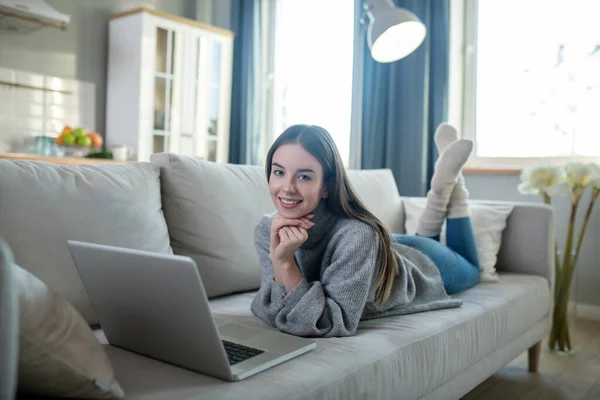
[222,340,265,365]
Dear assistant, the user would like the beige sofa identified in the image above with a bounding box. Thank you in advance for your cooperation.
[0,154,554,400]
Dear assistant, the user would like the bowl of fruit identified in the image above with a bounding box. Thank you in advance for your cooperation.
[55,126,104,157]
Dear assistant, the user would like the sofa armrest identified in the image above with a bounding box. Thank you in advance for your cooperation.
[0,239,18,400]
[494,202,555,287]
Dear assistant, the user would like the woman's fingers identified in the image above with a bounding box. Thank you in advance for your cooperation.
[279,226,309,247]
[272,217,314,232]
[287,226,305,242]
[298,217,315,228]
[278,227,292,243]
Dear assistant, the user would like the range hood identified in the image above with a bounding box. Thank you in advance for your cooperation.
[0,0,71,32]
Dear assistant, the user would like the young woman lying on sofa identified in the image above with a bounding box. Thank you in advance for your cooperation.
[251,124,479,338]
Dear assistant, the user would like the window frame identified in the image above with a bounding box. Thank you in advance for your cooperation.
[267,0,354,168]
[450,0,600,170]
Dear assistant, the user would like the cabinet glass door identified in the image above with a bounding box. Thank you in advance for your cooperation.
[179,36,201,158]
[206,41,222,162]
[153,27,176,153]
[187,36,228,163]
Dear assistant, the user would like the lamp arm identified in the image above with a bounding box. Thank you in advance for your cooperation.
[363,0,396,14]
[359,6,372,26]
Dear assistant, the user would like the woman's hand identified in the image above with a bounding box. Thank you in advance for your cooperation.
[270,214,314,279]
[274,226,308,262]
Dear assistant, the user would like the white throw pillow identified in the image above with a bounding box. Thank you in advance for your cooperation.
[402,198,514,282]
[14,263,124,399]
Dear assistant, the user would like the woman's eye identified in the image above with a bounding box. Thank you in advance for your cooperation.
[273,170,284,176]
[298,175,311,181]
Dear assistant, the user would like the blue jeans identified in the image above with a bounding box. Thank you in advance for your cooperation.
[391,217,480,295]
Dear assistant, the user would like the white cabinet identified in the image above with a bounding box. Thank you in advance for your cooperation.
[105,8,233,162]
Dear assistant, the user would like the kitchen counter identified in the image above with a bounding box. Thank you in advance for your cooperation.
[0,153,125,165]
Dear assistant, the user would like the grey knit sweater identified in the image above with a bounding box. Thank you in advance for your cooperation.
[250,201,463,338]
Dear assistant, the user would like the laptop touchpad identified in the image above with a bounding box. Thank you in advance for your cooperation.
[219,324,262,341]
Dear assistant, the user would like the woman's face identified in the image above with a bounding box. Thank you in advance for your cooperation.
[269,143,328,219]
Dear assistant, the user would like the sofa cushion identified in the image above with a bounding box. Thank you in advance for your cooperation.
[150,154,405,298]
[150,154,274,298]
[345,168,405,234]
[0,160,172,326]
[97,273,549,400]
[15,262,123,398]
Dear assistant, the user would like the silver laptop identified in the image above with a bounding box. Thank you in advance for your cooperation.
[67,240,316,382]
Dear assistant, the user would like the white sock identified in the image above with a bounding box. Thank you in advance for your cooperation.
[434,123,458,153]
[433,124,470,219]
[448,174,470,219]
[417,139,473,237]
[417,190,449,237]
[430,139,473,195]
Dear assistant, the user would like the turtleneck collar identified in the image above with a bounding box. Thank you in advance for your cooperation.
[301,199,340,249]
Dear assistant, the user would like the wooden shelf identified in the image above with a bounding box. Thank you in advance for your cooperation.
[0,153,125,165]
[109,7,234,37]
[0,80,73,95]
[463,167,522,176]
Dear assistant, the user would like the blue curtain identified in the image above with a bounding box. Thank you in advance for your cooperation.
[229,0,270,165]
[360,0,450,196]
[229,0,255,164]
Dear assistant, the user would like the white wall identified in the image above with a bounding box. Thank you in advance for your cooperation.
[196,0,231,28]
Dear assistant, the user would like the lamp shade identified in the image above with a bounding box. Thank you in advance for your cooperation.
[367,7,426,63]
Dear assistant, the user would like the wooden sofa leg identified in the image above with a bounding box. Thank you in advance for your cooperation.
[528,341,542,373]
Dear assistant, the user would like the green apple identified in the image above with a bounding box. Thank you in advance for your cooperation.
[76,135,92,147]
[73,127,87,137]
[62,134,76,145]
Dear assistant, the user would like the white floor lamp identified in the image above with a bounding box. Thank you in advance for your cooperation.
[349,0,427,169]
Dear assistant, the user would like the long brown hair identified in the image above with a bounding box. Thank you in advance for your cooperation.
[265,124,399,304]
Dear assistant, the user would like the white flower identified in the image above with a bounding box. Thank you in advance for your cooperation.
[588,163,600,189]
[518,164,565,196]
[563,162,598,201]
[563,162,594,187]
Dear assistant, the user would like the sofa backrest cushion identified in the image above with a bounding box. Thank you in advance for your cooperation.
[150,154,272,298]
[345,169,405,234]
[0,160,172,326]
[150,154,404,298]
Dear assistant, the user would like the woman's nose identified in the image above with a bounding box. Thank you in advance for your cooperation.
[283,179,297,193]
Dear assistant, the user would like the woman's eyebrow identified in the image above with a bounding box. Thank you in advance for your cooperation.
[272,162,315,174]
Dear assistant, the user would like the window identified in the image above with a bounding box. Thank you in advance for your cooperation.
[270,0,355,167]
[454,0,600,168]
